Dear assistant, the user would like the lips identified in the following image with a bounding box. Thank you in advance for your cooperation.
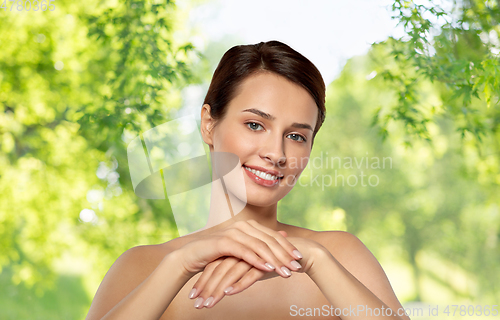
[242,165,283,187]
[242,164,284,178]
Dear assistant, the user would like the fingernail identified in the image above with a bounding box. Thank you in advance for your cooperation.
[188,288,197,299]
[291,260,302,269]
[203,296,214,307]
[281,266,292,276]
[293,250,303,259]
[265,262,275,270]
[194,297,204,308]
[224,286,233,294]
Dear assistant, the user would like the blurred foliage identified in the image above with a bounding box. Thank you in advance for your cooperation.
[371,0,500,149]
[0,0,201,314]
[348,2,500,302]
[0,266,90,319]
[0,0,499,318]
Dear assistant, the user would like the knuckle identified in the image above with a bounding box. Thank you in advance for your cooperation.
[235,220,250,229]
[226,228,243,238]
[232,220,245,228]
[274,230,286,239]
[242,249,257,262]
[267,235,280,245]
[255,240,270,252]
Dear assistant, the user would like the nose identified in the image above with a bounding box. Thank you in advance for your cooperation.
[260,134,286,168]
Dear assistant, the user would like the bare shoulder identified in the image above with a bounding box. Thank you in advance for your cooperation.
[278,223,357,249]
[277,222,319,238]
[282,226,371,262]
[310,229,370,260]
[101,237,188,282]
[86,237,191,319]
[309,230,408,318]
[309,230,385,283]
[278,223,369,258]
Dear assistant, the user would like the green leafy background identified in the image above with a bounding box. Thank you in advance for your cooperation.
[0,0,499,319]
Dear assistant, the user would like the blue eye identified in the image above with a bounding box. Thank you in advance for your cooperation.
[246,122,263,131]
[287,133,306,143]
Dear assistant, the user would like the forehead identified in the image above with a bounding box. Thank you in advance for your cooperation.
[227,72,318,123]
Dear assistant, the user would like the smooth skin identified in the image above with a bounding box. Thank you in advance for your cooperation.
[86,219,304,320]
[189,222,411,319]
[85,72,411,319]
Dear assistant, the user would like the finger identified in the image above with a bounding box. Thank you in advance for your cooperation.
[230,222,302,271]
[214,236,277,274]
[223,228,296,277]
[189,257,235,300]
[232,221,299,262]
[201,260,253,308]
[246,220,302,260]
[196,257,241,305]
[223,267,268,296]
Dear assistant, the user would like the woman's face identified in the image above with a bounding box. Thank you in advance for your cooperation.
[201,72,318,207]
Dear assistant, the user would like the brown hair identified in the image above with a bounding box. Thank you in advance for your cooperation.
[203,40,326,143]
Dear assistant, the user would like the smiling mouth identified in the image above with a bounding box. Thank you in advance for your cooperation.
[243,165,284,181]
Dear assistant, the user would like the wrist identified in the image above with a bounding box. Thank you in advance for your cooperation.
[161,249,197,283]
[306,245,336,279]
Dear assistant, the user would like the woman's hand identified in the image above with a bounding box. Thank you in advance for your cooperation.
[188,230,290,308]
[175,220,303,302]
[188,223,328,308]
[188,256,270,308]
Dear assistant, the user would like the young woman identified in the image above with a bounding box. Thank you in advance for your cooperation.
[86,41,411,320]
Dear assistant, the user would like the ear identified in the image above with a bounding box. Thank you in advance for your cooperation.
[200,103,215,146]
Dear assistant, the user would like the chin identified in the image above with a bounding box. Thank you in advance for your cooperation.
[244,187,288,207]
[244,197,279,208]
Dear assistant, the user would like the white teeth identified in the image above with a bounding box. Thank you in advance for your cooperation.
[244,166,278,181]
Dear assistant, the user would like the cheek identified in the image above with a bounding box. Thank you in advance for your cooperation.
[215,125,254,154]
[287,153,310,172]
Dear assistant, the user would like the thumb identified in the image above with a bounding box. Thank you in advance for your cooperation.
[278,230,288,237]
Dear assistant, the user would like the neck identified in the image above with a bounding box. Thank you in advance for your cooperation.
[226,194,280,230]
[203,176,280,233]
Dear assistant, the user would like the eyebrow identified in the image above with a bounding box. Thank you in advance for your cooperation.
[242,108,314,131]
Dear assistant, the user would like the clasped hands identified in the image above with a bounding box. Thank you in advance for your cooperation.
[184,220,326,309]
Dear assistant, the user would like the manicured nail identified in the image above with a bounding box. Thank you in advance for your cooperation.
[265,262,275,270]
[224,286,233,294]
[194,297,204,308]
[281,266,291,276]
[188,288,197,299]
[293,250,303,259]
[291,260,302,269]
[203,296,214,307]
